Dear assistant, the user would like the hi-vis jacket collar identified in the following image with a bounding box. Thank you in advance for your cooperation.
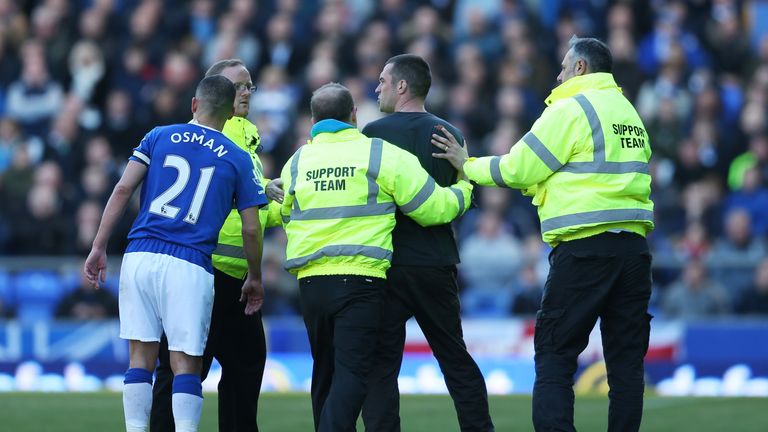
[311,119,355,138]
[545,72,622,106]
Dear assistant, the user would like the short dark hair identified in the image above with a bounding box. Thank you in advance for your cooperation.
[385,54,432,99]
[205,59,246,77]
[569,36,612,73]
[310,83,354,122]
[195,75,236,119]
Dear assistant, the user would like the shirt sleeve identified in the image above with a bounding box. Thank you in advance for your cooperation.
[129,128,158,166]
[233,153,268,211]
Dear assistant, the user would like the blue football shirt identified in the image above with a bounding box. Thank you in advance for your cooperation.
[126,122,267,272]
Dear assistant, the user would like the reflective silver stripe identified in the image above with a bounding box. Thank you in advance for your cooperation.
[132,150,150,165]
[288,138,395,221]
[450,186,465,216]
[291,203,395,220]
[490,156,507,187]
[569,94,649,175]
[284,244,393,270]
[400,177,436,213]
[289,147,303,211]
[367,138,383,204]
[560,161,649,175]
[522,132,562,172]
[540,208,654,233]
[573,94,605,161]
[212,243,245,259]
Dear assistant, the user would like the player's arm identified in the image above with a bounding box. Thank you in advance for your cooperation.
[234,156,269,314]
[380,143,472,227]
[239,206,264,315]
[84,161,147,288]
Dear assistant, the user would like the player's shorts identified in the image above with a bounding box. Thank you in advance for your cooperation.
[119,251,214,356]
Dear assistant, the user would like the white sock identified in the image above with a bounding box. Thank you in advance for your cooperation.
[172,392,203,432]
[123,382,152,432]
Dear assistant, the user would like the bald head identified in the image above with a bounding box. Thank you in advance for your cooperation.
[310,82,354,123]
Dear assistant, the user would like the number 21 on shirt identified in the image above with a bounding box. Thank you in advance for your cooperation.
[149,154,214,225]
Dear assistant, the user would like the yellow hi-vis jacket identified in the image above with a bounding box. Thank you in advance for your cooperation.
[280,121,473,280]
[463,73,654,246]
[211,116,282,279]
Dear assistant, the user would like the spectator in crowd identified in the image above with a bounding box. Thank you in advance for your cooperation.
[662,259,730,319]
[728,133,768,191]
[736,258,768,315]
[203,12,260,71]
[111,43,158,118]
[54,272,118,320]
[723,165,768,236]
[459,209,522,316]
[0,146,35,222]
[5,40,64,138]
[9,183,70,255]
[73,200,103,255]
[100,89,142,160]
[258,12,307,78]
[510,262,543,316]
[188,0,216,47]
[0,117,24,172]
[708,208,767,301]
[67,39,108,110]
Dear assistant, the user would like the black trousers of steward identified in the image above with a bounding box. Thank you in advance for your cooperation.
[532,231,652,432]
[300,274,385,432]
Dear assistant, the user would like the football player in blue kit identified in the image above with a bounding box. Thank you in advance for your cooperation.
[84,75,268,432]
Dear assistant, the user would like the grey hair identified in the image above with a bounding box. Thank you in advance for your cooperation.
[569,36,612,73]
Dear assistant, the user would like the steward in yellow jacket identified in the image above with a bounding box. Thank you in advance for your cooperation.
[281,122,472,281]
[433,37,654,432]
[449,70,653,246]
[212,116,282,278]
[280,83,471,432]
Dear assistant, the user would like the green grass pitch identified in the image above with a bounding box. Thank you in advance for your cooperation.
[0,392,765,431]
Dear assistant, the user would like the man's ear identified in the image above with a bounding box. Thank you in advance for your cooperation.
[397,79,408,95]
[576,59,588,76]
[191,97,198,114]
[350,106,358,126]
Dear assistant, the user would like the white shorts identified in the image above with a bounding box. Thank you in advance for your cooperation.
[119,252,214,356]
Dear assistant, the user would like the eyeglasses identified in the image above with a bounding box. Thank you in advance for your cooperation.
[234,82,258,94]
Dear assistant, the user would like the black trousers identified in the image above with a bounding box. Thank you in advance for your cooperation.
[150,268,266,432]
[532,232,652,432]
[300,275,385,432]
[362,265,494,432]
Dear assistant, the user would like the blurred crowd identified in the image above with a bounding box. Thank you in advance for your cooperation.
[1,0,767,321]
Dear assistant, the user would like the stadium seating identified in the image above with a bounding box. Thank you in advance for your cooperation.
[13,271,69,324]
[0,270,13,309]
